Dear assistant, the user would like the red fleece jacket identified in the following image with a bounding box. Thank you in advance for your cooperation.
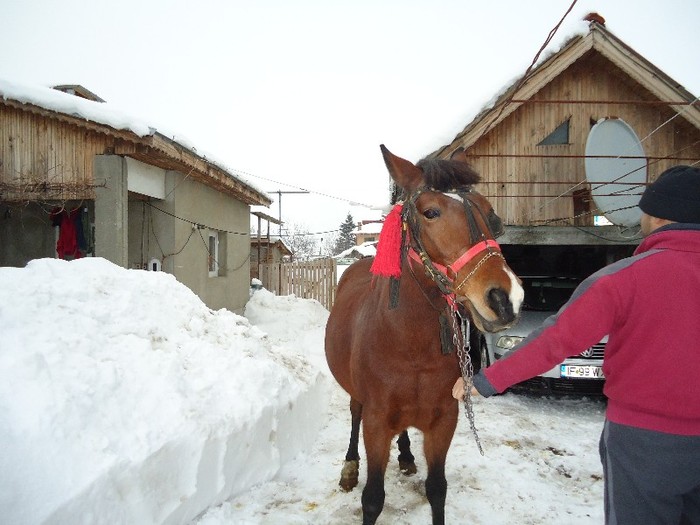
[477,224,700,435]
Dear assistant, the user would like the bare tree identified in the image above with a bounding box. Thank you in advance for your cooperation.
[320,233,339,257]
[280,222,318,261]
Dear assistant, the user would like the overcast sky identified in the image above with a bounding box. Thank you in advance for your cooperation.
[2,0,699,236]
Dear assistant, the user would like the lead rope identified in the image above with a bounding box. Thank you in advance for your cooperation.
[453,307,484,456]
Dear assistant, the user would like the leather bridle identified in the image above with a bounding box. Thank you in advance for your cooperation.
[402,187,505,297]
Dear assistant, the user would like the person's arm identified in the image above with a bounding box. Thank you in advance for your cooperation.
[452,370,498,399]
[454,273,621,398]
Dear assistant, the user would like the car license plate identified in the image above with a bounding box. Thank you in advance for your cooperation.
[560,365,604,379]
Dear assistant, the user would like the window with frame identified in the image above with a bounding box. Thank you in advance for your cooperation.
[538,118,570,146]
[208,231,219,277]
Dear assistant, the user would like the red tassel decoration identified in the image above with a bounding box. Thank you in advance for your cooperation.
[370,204,404,278]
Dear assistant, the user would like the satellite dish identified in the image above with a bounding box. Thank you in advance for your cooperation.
[585,118,647,226]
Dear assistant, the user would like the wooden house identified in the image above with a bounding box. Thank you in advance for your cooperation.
[430,19,700,276]
[249,236,293,279]
[353,220,383,245]
[0,79,271,313]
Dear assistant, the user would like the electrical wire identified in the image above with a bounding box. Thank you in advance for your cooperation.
[532,140,700,223]
[196,228,251,274]
[473,0,579,144]
[228,166,378,209]
[144,201,249,236]
[145,200,342,238]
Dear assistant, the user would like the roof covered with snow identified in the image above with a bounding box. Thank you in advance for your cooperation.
[336,241,377,260]
[0,77,272,206]
[429,21,700,159]
[353,221,384,235]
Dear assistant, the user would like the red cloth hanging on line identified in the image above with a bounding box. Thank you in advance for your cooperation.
[50,208,83,259]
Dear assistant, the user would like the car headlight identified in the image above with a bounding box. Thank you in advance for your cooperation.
[496,336,524,350]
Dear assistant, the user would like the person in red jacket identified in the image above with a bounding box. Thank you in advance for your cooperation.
[453,165,700,525]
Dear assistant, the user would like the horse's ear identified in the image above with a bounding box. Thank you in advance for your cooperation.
[449,147,468,163]
[380,145,423,193]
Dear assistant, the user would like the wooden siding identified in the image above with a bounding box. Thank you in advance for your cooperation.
[0,104,115,201]
[455,53,700,227]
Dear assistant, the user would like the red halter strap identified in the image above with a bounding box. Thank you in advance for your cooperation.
[444,239,501,276]
[408,239,501,279]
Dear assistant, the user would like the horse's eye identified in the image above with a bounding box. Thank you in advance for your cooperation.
[423,208,440,220]
[487,210,505,238]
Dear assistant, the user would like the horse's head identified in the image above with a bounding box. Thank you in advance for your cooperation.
[378,145,523,333]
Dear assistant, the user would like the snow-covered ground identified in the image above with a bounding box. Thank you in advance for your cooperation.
[1,258,607,524]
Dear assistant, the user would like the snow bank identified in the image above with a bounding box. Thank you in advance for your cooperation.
[0,258,330,524]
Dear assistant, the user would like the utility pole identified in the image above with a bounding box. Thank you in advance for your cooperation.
[269,190,310,235]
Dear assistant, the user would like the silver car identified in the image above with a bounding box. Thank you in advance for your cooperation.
[479,276,606,396]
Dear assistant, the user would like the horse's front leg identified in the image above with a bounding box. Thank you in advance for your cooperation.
[340,397,362,491]
[422,406,458,525]
[361,413,394,525]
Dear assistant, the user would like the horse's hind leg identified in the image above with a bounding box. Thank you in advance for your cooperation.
[339,397,362,491]
[397,430,417,475]
[422,412,458,525]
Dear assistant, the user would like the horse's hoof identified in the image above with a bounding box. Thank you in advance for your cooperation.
[339,459,359,491]
[399,460,417,476]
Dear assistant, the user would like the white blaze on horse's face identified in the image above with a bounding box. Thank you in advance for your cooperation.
[443,192,464,203]
[505,266,524,313]
[455,258,524,333]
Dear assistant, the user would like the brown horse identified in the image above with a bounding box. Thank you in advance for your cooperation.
[325,145,524,524]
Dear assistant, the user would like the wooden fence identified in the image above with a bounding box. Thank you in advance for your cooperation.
[259,258,337,310]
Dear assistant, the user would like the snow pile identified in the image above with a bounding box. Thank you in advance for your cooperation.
[0,258,330,525]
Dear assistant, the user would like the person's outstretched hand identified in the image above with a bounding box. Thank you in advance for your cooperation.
[452,377,480,400]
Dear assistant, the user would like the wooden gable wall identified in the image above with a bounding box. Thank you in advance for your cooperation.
[457,51,700,227]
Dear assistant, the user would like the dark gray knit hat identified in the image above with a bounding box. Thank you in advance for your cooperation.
[639,165,700,223]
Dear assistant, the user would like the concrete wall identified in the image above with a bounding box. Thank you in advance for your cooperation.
[0,202,95,267]
[0,202,56,266]
[171,173,251,313]
[94,155,128,267]
[126,166,251,314]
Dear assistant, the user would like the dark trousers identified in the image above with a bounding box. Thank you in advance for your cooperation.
[599,420,700,524]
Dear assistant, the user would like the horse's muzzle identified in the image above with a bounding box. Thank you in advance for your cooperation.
[457,286,519,333]
[487,288,517,325]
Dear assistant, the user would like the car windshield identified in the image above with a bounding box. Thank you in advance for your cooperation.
[521,277,580,311]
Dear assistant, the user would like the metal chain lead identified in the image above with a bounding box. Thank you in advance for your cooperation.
[453,308,484,456]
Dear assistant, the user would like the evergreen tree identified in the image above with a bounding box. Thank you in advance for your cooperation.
[333,213,356,255]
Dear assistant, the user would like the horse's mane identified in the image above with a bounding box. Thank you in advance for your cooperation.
[390,158,481,204]
[416,158,481,191]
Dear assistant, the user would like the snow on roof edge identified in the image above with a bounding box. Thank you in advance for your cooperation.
[0,77,154,137]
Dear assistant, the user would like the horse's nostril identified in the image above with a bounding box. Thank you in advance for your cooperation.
[487,288,515,323]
